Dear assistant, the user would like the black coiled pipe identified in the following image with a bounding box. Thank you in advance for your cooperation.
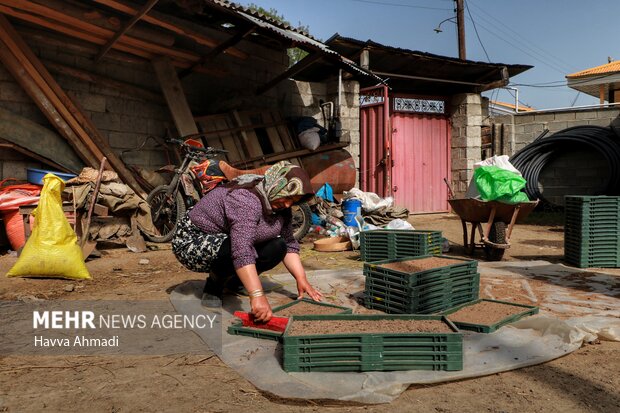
[510,125,620,206]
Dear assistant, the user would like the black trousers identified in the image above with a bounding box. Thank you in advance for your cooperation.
[209,237,288,282]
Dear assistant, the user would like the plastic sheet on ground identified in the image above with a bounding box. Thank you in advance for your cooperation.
[169,261,620,404]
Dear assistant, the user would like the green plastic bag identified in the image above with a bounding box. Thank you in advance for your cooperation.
[474,166,529,204]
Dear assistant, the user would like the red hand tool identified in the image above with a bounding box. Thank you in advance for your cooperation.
[233,311,289,332]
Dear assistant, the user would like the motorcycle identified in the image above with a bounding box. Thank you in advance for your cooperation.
[145,137,312,243]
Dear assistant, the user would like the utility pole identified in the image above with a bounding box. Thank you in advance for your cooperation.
[455,0,466,59]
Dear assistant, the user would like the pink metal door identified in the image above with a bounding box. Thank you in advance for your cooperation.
[391,113,450,213]
[359,85,391,198]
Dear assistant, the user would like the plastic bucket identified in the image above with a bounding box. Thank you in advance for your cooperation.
[342,198,362,227]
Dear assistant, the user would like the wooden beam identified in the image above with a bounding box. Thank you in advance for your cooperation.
[231,143,348,167]
[43,60,164,104]
[179,26,254,79]
[0,28,101,167]
[0,0,200,62]
[0,15,147,198]
[19,25,149,65]
[477,67,509,92]
[93,0,248,59]
[0,4,157,60]
[191,119,287,138]
[152,56,198,138]
[256,52,323,95]
[29,0,174,47]
[95,0,159,62]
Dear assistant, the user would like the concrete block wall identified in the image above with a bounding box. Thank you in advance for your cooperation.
[493,107,620,153]
[0,25,326,182]
[450,93,483,196]
[538,147,608,206]
[490,107,620,205]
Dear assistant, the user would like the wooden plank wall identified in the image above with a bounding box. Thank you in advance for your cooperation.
[194,110,302,168]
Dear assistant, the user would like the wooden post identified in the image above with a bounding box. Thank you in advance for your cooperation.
[456,0,466,59]
[151,56,198,138]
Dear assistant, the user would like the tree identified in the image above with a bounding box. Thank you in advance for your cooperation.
[246,3,310,66]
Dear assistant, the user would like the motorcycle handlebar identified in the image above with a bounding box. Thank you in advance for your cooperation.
[165,138,228,155]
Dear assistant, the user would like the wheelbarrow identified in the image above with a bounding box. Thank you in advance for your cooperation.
[448,198,539,261]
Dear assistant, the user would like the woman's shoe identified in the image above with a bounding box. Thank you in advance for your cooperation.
[201,275,223,307]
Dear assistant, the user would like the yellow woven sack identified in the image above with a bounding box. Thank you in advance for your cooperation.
[7,174,91,280]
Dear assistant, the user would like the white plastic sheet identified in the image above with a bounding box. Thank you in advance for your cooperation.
[342,188,393,212]
[169,263,619,404]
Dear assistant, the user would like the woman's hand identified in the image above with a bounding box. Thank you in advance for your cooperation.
[250,295,273,322]
[296,278,323,301]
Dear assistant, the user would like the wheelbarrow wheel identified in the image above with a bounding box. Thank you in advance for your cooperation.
[484,221,506,261]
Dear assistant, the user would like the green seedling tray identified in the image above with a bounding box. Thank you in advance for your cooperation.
[364,286,479,315]
[360,230,442,261]
[365,271,480,297]
[282,314,462,372]
[442,298,539,333]
[364,255,478,288]
[227,299,352,341]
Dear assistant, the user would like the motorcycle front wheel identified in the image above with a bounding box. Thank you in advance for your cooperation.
[291,202,312,241]
[145,185,186,243]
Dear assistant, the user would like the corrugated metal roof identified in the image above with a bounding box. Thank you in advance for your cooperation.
[322,35,531,95]
[210,0,317,39]
[566,60,620,79]
[204,1,385,83]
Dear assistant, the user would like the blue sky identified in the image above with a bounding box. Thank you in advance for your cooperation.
[236,0,620,110]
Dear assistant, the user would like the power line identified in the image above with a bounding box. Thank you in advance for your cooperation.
[464,7,572,74]
[464,0,489,61]
[512,73,616,88]
[346,0,452,10]
[467,0,579,73]
[467,21,573,75]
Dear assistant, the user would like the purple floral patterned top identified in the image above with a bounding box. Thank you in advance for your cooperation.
[188,186,299,269]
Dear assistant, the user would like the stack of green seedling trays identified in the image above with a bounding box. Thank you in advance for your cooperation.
[364,255,479,314]
[360,229,443,261]
[227,298,352,341]
[282,314,463,372]
[564,196,620,268]
[442,299,539,333]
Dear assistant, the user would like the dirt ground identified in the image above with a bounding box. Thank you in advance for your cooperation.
[0,212,619,412]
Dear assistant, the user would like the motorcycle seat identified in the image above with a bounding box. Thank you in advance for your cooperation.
[218,161,271,181]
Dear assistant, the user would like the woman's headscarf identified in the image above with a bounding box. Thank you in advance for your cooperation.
[227,161,314,214]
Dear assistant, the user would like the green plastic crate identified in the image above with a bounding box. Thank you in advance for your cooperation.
[282,314,463,372]
[360,230,443,261]
[442,299,539,333]
[364,255,478,288]
[564,195,620,268]
[364,280,480,314]
[227,299,352,341]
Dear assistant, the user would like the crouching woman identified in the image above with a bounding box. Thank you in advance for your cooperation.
[172,161,322,322]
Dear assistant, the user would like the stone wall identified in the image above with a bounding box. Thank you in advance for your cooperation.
[0,26,336,183]
[450,93,483,196]
[491,107,620,205]
[493,107,620,153]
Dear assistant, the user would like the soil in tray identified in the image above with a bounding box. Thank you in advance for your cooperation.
[447,301,530,325]
[287,319,452,336]
[379,257,464,273]
[275,301,346,317]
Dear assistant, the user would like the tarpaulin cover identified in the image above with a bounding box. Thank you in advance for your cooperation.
[170,262,619,404]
